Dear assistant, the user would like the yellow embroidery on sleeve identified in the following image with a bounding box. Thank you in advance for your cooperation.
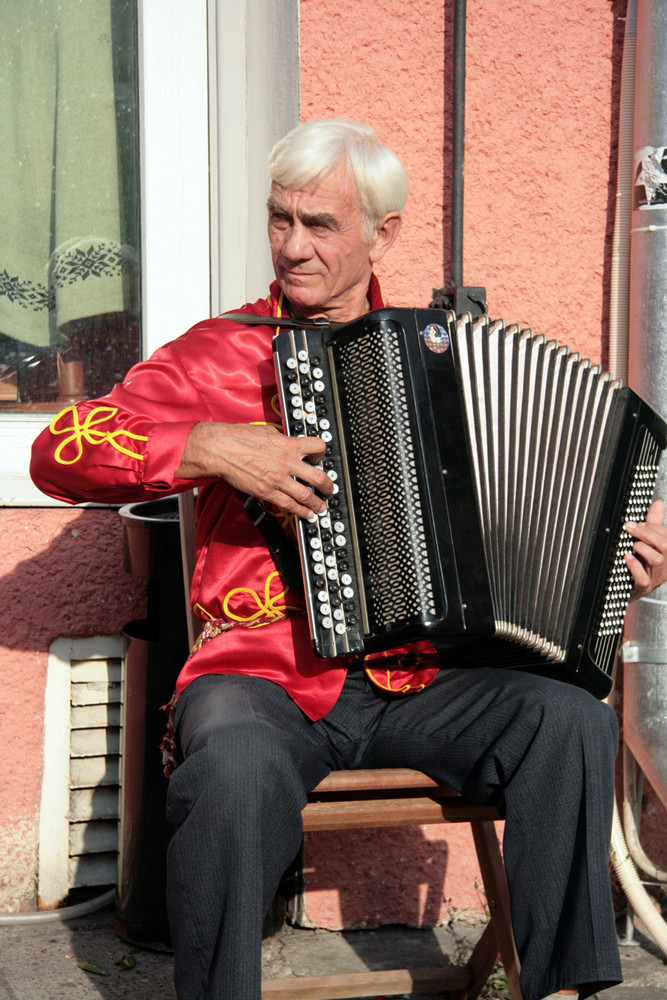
[222,571,300,626]
[49,405,148,465]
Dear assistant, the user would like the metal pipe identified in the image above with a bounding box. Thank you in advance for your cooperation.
[624,0,667,817]
[608,0,637,382]
[0,889,115,926]
[450,0,466,288]
[620,0,667,955]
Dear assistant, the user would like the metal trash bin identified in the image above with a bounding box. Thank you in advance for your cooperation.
[116,496,189,947]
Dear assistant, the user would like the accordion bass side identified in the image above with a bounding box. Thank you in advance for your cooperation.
[273,308,667,697]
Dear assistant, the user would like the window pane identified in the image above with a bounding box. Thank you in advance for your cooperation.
[0,0,141,411]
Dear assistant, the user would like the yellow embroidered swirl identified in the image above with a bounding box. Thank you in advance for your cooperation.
[49,405,148,465]
[222,571,301,625]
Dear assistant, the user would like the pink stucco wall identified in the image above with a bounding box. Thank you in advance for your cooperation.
[298,0,660,930]
[2,0,664,934]
[301,0,620,350]
[0,508,145,909]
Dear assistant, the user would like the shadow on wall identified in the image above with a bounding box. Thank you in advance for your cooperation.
[301,823,481,929]
[0,507,147,652]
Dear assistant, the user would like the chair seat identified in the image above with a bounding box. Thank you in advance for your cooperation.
[303,767,500,830]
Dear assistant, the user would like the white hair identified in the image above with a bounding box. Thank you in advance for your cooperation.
[267,119,409,239]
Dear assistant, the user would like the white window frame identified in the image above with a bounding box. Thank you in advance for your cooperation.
[0,0,211,505]
[1,0,300,505]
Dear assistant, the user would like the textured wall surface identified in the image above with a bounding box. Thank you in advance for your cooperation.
[0,508,146,910]
[3,0,664,936]
[301,0,448,312]
[301,0,623,360]
[299,0,648,929]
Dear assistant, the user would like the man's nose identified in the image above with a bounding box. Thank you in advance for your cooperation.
[281,221,314,260]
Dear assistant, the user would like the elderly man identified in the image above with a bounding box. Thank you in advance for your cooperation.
[31,119,667,1000]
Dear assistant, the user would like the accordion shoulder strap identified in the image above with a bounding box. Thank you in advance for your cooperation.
[240,493,303,592]
[220,312,337,331]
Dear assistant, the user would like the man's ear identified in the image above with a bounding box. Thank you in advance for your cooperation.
[369,212,402,264]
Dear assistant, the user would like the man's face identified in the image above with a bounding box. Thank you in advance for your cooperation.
[267,162,377,323]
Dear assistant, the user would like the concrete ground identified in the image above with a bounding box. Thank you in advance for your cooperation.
[0,902,665,1000]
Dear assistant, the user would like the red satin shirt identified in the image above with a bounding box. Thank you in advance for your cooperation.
[30,277,438,719]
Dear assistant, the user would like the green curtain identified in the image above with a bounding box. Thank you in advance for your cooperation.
[0,0,129,350]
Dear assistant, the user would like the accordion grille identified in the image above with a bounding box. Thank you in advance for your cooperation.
[336,323,438,630]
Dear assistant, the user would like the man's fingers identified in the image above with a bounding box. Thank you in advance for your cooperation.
[266,483,325,520]
[625,498,667,598]
[297,434,327,461]
[645,498,666,525]
[284,436,333,500]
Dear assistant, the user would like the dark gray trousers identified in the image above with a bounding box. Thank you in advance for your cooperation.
[166,666,621,1000]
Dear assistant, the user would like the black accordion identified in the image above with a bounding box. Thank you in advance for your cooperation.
[273,308,667,697]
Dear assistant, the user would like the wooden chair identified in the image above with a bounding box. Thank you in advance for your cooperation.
[262,768,520,1000]
[176,492,522,999]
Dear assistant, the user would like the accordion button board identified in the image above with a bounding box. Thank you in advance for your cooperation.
[276,334,366,657]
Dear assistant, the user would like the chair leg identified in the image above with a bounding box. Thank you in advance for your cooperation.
[464,819,522,1000]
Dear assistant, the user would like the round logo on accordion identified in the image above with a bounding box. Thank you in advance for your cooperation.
[421,322,450,353]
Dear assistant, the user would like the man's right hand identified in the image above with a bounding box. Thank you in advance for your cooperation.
[176,421,333,519]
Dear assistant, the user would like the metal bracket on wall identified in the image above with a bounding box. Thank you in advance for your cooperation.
[621,642,667,664]
[430,284,488,318]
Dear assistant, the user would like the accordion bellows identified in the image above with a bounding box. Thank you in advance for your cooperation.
[274,308,667,697]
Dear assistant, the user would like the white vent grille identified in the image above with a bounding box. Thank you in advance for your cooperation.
[39,636,125,907]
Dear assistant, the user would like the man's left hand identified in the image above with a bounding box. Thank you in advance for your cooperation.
[625,499,667,600]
